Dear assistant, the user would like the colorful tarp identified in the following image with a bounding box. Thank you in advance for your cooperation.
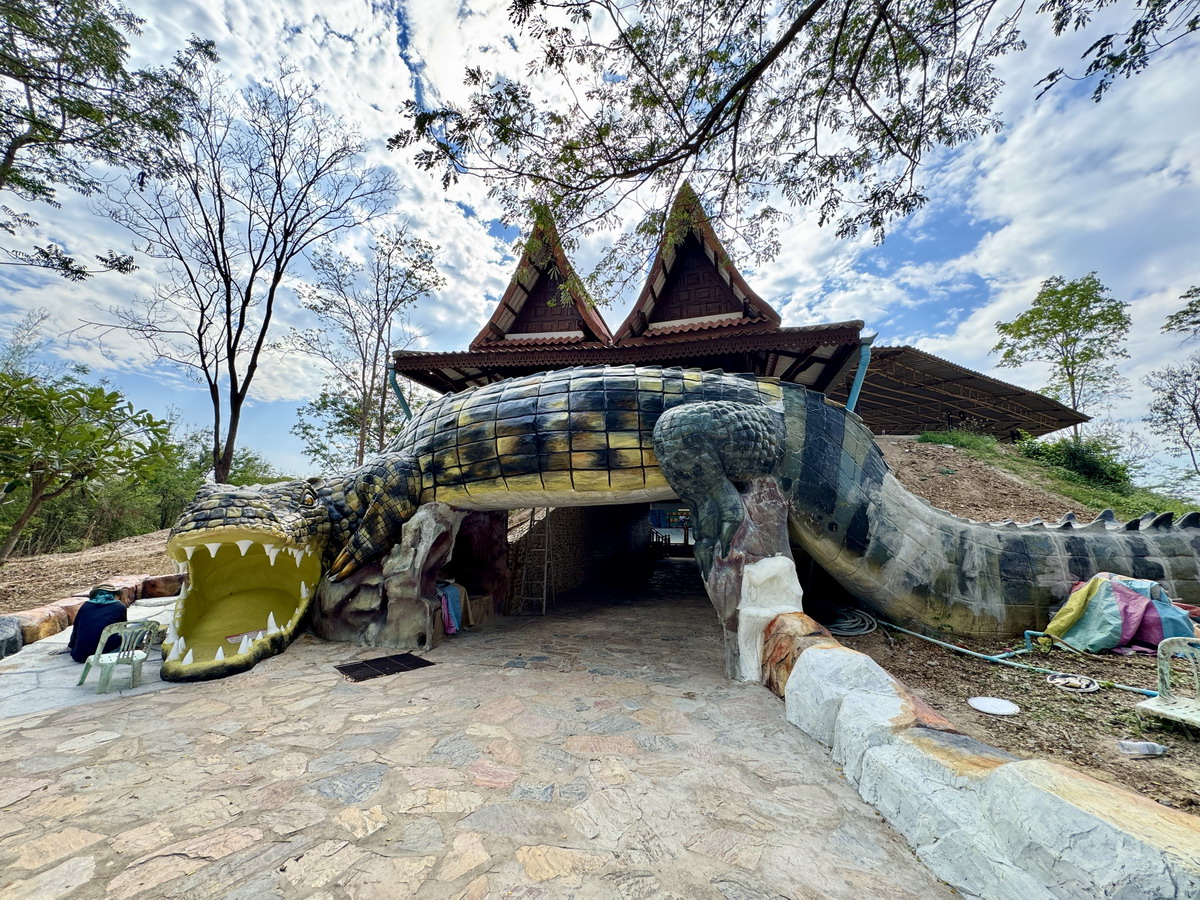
[1046,572,1196,653]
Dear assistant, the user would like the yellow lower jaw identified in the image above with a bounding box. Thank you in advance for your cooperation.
[162,532,322,680]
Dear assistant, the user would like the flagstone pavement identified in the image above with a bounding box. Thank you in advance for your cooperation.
[0,561,956,899]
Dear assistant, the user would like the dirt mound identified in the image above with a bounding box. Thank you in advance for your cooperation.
[876,436,1099,523]
[0,530,174,615]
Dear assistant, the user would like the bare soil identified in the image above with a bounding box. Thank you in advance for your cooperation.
[0,439,1194,812]
[0,530,174,614]
[876,436,1102,523]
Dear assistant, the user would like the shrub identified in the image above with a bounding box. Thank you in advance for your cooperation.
[1016,434,1131,491]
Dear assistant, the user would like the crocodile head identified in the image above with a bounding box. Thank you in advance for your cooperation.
[162,479,329,681]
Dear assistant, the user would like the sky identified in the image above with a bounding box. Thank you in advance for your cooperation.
[2,0,1198,483]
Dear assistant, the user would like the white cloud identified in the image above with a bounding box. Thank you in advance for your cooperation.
[3,0,1198,478]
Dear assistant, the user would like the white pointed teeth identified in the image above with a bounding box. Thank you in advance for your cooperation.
[267,612,279,635]
[214,646,225,661]
[235,539,253,556]
[300,581,310,601]
[166,642,182,661]
[204,542,222,558]
[184,545,196,560]
[238,634,252,655]
[182,649,194,665]
[176,636,186,652]
[289,548,303,566]
[265,544,280,565]
[255,631,265,641]
[166,622,179,643]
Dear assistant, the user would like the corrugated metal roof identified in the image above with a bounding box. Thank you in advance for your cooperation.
[827,345,1088,439]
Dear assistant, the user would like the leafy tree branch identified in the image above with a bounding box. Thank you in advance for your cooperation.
[392,0,1194,299]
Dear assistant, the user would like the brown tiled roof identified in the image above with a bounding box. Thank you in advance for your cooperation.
[489,334,598,347]
[620,318,778,343]
[394,321,864,394]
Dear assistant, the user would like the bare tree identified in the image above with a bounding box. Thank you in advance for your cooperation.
[1144,352,1200,478]
[100,69,397,482]
[287,225,441,468]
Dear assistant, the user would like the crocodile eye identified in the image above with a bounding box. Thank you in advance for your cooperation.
[302,492,317,507]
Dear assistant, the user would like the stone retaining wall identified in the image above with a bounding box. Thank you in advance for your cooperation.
[0,573,185,659]
[760,612,1200,899]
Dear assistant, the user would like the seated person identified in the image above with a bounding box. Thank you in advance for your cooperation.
[69,584,128,663]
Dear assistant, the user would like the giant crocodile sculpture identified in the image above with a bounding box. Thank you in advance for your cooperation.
[163,364,1200,681]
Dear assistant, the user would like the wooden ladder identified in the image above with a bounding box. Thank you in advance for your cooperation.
[515,508,555,615]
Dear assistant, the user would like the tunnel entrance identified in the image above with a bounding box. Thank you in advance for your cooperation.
[425,503,725,675]
[428,501,864,654]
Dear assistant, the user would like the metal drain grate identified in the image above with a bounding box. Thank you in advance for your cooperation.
[335,653,435,682]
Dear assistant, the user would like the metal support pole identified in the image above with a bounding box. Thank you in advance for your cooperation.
[846,341,873,413]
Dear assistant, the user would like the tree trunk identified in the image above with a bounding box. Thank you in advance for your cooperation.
[0,486,47,567]
[214,399,244,484]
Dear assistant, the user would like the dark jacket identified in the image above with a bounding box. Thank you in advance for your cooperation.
[69,600,127,663]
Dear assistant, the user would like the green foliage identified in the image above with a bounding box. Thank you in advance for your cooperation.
[291,390,371,472]
[394,1,1195,298]
[1036,0,1200,100]
[1015,433,1131,491]
[1160,285,1200,342]
[0,0,216,279]
[0,422,287,558]
[174,426,286,487]
[992,273,1131,425]
[0,368,172,564]
[917,429,998,454]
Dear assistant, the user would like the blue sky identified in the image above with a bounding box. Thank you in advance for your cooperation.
[2,1,1198,481]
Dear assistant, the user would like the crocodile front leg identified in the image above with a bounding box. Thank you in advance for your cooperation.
[653,401,786,572]
[654,401,801,678]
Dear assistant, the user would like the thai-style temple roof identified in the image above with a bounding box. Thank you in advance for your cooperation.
[395,187,1083,438]
[468,219,613,351]
[613,183,781,342]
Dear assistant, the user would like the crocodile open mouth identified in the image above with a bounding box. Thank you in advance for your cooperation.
[161,529,322,681]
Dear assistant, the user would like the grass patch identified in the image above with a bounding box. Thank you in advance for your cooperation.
[917,429,999,454]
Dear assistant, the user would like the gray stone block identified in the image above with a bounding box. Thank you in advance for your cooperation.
[783,644,900,744]
[0,615,22,659]
[980,761,1200,899]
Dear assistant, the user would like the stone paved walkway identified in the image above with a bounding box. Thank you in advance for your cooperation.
[0,601,176,720]
[0,561,955,899]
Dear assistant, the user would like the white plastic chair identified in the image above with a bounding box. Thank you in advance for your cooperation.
[1136,637,1200,729]
[76,621,159,693]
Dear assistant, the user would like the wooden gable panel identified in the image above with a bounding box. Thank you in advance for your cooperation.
[648,232,741,325]
[508,269,586,335]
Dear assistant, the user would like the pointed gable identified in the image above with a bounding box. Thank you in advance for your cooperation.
[614,183,781,343]
[470,219,613,351]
